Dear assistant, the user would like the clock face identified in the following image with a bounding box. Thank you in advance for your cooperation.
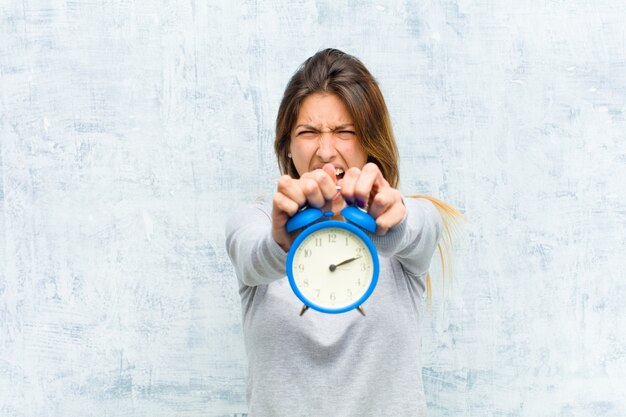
[289,225,377,312]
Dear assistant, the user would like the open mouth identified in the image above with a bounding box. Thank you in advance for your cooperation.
[335,167,345,180]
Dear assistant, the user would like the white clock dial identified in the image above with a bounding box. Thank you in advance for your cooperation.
[291,227,374,309]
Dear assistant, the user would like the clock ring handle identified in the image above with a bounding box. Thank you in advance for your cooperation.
[341,205,377,233]
[285,205,324,233]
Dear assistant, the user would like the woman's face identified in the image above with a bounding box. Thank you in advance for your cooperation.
[289,93,368,179]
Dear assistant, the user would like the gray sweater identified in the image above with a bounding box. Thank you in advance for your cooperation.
[225,197,442,417]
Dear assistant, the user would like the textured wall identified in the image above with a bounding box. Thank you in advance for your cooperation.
[1,1,624,416]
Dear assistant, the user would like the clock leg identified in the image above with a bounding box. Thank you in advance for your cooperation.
[356,306,366,316]
[299,305,309,316]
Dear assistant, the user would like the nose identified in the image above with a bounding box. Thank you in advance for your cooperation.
[315,131,337,162]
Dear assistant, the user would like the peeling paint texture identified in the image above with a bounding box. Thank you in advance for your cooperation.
[1,1,625,416]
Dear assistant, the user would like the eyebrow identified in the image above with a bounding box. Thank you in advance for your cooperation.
[294,123,355,131]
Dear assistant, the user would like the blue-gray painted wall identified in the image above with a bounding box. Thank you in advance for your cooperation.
[1,1,624,416]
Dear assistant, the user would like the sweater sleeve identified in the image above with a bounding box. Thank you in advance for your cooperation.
[368,197,443,277]
[225,201,288,287]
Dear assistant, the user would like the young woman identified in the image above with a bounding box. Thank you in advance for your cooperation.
[226,48,462,416]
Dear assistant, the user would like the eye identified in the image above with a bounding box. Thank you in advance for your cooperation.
[336,130,356,139]
[297,130,318,138]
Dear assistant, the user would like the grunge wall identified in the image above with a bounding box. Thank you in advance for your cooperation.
[1,1,624,416]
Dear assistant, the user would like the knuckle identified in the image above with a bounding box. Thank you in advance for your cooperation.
[392,191,404,208]
[277,175,291,189]
[363,162,379,174]
[376,217,390,230]
[301,179,317,195]
[309,170,323,182]
[374,193,388,207]
[318,170,332,183]
[272,194,290,212]
[355,183,370,196]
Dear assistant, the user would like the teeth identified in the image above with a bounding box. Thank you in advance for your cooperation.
[335,168,344,176]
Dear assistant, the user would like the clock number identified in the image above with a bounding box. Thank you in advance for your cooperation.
[345,237,349,246]
[315,289,321,299]
[328,233,337,243]
[356,247,363,254]
[304,249,312,257]
[298,264,305,272]
[303,278,309,287]
[361,263,371,271]
[330,292,336,302]
[315,237,322,247]
[346,289,353,297]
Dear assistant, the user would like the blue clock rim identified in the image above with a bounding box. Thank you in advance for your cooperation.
[286,219,380,314]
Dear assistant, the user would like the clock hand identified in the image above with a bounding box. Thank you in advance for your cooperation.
[329,256,362,272]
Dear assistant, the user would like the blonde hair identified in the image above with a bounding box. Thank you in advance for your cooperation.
[407,195,465,304]
[275,48,464,301]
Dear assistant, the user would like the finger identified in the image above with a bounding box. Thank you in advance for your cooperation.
[321,163,341,201]
[339,167,361,205]
[369,188,402,220]
[298,177,326,208]
[321,163,337,184]
[272,191,301,220]
[271,193,301,252]
[302,167,337,201]
[354,163,385,209]
[276,175,307,208]
[374,200,406,236]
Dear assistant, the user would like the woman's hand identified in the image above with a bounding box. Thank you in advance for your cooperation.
[271,164,338,252]
[339,162,405,236]
[272,162,404,252]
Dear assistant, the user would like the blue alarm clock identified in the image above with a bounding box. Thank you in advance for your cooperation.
[285,205,380,316]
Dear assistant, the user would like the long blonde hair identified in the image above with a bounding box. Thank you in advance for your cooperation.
[407,194,465,303]
[275,48,464,300]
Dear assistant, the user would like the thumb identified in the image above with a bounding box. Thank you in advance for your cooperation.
[322,163,337,184]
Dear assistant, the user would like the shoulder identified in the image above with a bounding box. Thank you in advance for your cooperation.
[225,195,273,236]
[403,196,443,239]
[229,195,272,219]
[404,196,436,211]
